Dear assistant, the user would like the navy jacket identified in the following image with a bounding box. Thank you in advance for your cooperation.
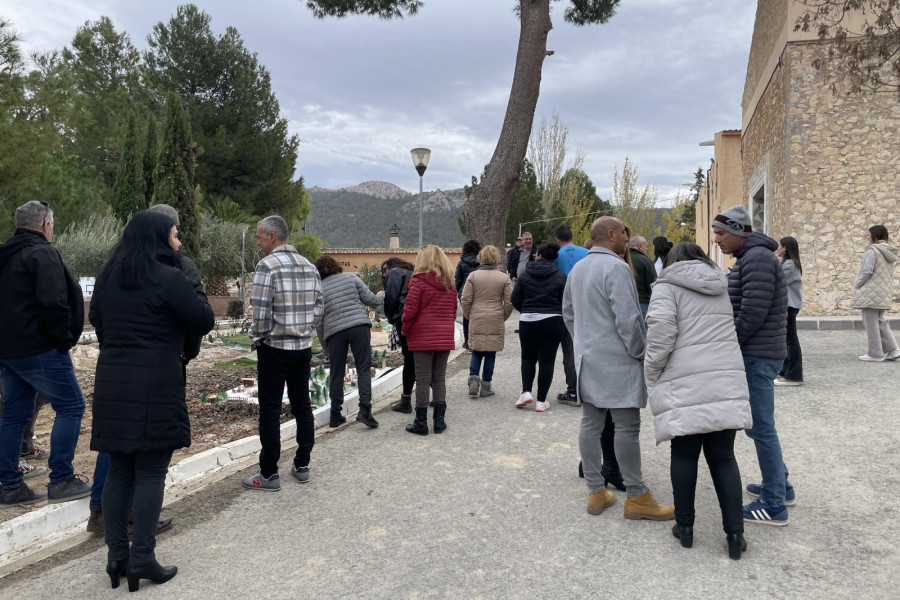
[511,260,567,315]
[726,232,787,359]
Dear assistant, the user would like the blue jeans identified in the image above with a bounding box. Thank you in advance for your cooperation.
[0,349,85,489]
[469,351,496,382]
[743,355,790,507]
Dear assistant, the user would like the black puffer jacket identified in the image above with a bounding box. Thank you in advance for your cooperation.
[726,232,787,359]
[455,253,480,299]
[0,228,83,358]
[511,259,567,315]
[384,267,412,328]
[90,255,214,454]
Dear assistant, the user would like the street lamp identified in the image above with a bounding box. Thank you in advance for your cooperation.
[410,147,431,249]
[239,223,249,300]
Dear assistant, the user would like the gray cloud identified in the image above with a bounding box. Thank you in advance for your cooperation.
[8,0,755,204]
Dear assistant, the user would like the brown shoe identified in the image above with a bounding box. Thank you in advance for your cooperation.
[587,488,615,515]
[624,490,675,521]
[391,394,413,414]
[87,507,104,534]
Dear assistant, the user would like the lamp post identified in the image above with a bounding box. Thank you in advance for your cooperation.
[239,223,249,300]
[410,148,431,249]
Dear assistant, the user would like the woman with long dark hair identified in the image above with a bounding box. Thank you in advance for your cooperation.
[382,257,416,412]
[652,236,673,276]
[775,237,804,385]
[455,239,482,350]
[512,243,567,413]
[645,242,752,559]
[314,256,384,428]
[852,225,900,361]
[90,211,214,591]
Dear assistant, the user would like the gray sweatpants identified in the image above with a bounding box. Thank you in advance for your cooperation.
[861,308,899,358]
[579,403,648,497]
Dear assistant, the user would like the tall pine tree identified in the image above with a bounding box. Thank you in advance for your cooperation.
[154,92,198,258]
[143,115,158,205]
[111,113,146,222]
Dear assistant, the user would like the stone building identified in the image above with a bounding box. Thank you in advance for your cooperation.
[321,225,462,277]
[697,0,900,315]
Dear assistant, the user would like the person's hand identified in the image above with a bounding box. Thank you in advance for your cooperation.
[377,290,385,296]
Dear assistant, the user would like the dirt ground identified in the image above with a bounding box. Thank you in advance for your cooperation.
[4,328,396,524]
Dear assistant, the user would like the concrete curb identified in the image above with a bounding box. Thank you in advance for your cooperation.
[796,316,898,330]
[0,364,409,566]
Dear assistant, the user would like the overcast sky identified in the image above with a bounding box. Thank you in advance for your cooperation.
[6,0,756,206]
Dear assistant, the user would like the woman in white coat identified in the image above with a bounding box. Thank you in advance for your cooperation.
[644,243,752,560]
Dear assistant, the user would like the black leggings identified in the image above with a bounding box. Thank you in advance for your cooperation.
[400,333,415,395]
[518,316,564,402]
[779,306,803,381]
[670,429,743,534]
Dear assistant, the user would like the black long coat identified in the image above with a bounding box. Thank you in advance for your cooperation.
[89,256,214,454]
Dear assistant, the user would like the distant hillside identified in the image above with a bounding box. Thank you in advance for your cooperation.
[307,183,466,248]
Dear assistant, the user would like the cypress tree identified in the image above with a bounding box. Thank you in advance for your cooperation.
[153,92,199,258]
[143,115,158,205]
[111,113,146,222]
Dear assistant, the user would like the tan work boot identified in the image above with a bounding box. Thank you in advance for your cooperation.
[391,393,413,414]
[624,490,675,521]
[587,487,616,515]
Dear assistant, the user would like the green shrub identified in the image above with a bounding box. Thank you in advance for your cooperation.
[358,262,382,294]
[55,211,123,278]
[226,299,244,320]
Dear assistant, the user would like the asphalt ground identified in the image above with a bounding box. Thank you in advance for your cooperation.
[1,321,898,599]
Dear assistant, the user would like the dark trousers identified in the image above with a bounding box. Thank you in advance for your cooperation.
[779,307,803,381]
[400,334,415,396]
[103,450,173,566]
[0,392,45,453]
[462,317,470,347]
[518,317,564,402]
[600,411,618,470]
[670,430,743,535]
[412,351,450,408]
[256,344,314,478]
[560,327,576,395]
[327,325,373,410]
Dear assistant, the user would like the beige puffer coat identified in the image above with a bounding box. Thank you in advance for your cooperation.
[851,243,898,310]
[644,260,752,444]
[461,266,513,352]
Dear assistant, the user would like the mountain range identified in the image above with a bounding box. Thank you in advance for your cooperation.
[307,181,467,248]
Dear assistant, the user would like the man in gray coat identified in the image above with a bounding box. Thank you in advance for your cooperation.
[563,216,674,520]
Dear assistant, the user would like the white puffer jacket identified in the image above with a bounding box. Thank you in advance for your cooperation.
[644,260,752,444]
[851,243,898,310]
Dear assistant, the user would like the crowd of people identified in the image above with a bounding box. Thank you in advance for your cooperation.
[0,195,897,586]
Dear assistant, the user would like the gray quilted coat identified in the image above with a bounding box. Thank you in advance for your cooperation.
[316,273,384,344]
[851,243,898,310]
[644,260,751,444]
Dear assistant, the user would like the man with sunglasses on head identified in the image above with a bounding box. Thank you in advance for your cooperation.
[0,201,91,508]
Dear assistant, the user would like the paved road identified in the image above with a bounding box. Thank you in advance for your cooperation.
[1,322,898,599]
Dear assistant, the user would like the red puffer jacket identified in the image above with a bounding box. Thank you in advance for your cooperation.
[402,271,458,351]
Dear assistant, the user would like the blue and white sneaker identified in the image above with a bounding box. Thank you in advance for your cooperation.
[746,482,795,506]
[743,498,789,526]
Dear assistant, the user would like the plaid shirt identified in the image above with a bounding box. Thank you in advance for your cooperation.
[249,245,323,351]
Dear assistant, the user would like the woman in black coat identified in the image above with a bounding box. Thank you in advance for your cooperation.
[382,257,416,413]
[90,211,214,592]
[454,239,481,349]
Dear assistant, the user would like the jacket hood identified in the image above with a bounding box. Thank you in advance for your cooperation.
[736,231,778,255]
[460,254,479,267]
[524,259,560,279]
[871,243,898,264]
[0,228,47,270]
[415,270,453,291]
[655,260,727,296]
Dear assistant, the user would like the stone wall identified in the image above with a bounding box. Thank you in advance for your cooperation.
[742,0,788,113]
[784,44,900,314]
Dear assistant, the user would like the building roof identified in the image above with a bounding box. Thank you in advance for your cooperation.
[323,248,462,254]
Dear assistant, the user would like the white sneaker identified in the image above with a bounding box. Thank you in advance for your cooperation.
[885,348,900,361]
[859,354,885,362]
[774,376,802,387]
[515,391,534,408]
[535,401,550,412]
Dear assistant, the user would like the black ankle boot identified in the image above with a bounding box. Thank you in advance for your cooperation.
[126,559,177,592]
[601,464,626,492]
[106,559,128,589]
[406,407,428,435]
[726,533,747,560]
[672,523,693,548]
[330,408,346,428]
[433,403,447,434]
[356,405,379,428]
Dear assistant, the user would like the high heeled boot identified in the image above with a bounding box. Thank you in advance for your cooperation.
[726,533,747,560]
[405,407,428,435]
[672,523,693,548]
[106,559,128,589]
[126,558,177,592]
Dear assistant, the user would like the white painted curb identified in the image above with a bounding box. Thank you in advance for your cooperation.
[0,365,406,567]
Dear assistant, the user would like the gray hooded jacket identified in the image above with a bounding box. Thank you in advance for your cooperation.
[644,260,752,444]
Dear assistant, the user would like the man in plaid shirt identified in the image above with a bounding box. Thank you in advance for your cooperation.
[243,215,323,492]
